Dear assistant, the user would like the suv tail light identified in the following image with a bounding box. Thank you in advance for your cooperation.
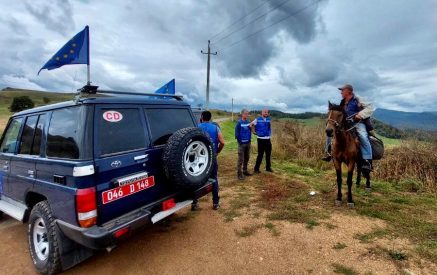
[76,187,97,228]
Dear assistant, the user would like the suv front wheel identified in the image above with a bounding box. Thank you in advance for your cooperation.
[163,127,216,188]
[28,201,62,275]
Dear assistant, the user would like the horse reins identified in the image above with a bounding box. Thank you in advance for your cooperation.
[327,111,360,133]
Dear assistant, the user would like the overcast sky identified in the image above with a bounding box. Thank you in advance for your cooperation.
[0,0,436,113]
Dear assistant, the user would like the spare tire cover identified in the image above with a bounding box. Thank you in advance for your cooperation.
[162,127,216,188]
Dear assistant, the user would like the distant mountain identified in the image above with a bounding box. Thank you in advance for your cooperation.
[374,108,437,131]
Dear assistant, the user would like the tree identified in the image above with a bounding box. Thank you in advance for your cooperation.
[9,96,35,112]
[43,96,51,104]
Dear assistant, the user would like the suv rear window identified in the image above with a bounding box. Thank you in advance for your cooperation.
[47,106,91,159]
[98,108,146,156]
[0,118,23,153]
[145,108,194,146]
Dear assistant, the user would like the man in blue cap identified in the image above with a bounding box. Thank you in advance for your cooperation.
[195,110,225,210]
[251,108,273,173]
[235,109,252,180]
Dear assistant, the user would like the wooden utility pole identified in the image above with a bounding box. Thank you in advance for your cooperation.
[201,40,217,110]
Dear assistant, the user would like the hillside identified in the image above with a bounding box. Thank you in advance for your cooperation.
[374,108,437,131]
[0,88,75,130]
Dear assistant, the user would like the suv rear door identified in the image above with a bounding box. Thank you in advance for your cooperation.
[94,105,159,223]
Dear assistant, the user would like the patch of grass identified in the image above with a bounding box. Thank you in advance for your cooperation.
[222,208,241,222]
[333,242,347,250]
[305,219,320,230]
[354,228,388,243]
[325,223,338,230]
[332,263,359,275]
[388,250,408,261]
[416,240,437,262]
[264,222,280,236]
[235,224,262,237]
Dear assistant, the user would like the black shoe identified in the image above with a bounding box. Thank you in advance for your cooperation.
[362,160,372,171]
[238,173,244,180]
[266,168,274,173]
[213,203,220,210]
[254,170,261,174]
[243,171,252,176]
[191,202,199,211]
[322,153,332,162]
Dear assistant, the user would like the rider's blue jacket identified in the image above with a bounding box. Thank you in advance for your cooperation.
[235,119,252,144]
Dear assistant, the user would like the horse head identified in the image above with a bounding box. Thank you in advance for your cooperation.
[326,101,345,137]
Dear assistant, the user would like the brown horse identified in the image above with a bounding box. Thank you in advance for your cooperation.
[325,102,371,207]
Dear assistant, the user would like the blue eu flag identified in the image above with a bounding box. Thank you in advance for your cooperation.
[38,26,89,75]
[154,79,175,94]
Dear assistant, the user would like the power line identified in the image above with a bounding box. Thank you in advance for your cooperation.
[220,0,320,51]
[209,0,270,41]
[211,0,293,45]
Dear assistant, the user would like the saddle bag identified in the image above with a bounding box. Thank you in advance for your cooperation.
[369,135,384,160]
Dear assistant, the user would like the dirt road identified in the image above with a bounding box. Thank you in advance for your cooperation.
[1,192,434,274]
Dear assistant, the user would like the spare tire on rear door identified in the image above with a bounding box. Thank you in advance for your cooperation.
[162,127,216,188]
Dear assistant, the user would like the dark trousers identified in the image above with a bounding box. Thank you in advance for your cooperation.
[254,138,272,171]
[237,143,251,174]
[194,162,219,205]
[211,162,219,204]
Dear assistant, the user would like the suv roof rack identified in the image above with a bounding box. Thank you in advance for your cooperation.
[77,84,184,101]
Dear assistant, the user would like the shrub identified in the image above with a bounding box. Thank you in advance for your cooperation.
[9,96,35,112]
[373,140,437,192]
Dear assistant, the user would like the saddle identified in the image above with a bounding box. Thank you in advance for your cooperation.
[346,119,385,160]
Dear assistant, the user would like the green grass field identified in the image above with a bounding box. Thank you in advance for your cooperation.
[217,119,437,262]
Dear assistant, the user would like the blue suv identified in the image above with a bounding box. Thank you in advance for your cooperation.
[0,88,216,274]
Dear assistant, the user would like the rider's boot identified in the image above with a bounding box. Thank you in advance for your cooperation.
[362,159,372,171]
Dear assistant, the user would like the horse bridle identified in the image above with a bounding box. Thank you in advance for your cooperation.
[327,111,359,133]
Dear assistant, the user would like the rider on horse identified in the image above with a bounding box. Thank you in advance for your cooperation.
[322,84,374,172]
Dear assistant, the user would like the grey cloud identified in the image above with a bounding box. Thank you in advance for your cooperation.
[24,0,75,36]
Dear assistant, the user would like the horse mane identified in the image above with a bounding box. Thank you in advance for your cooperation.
[328,103,343,112]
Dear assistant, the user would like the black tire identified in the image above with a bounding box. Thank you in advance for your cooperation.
[163,127,216,188]
[28,201,62,275]
[0,211,3,220]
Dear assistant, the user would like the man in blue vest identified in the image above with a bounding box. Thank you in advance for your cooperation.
[235,109,252,180]
[251,109,273,173]
[195,111,225,210]
[323,84,374,171]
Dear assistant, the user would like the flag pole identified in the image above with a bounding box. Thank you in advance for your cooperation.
[86,26,90,85]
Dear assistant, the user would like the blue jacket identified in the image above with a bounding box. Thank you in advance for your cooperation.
[255,116,271,138]
[343,96,361,118]
[198,122,219,153]
[235,119,251,144]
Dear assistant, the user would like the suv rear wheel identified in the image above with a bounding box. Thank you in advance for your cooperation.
[163,127,216,188]
[28,201,62,275]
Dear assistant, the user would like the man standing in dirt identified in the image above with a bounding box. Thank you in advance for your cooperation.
[194,111,225,210]
[235,109,252,180]
[251,108,273,173]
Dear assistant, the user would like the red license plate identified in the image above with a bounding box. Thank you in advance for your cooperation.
[102,176,155,204]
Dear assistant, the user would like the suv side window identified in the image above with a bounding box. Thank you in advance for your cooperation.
[32,114,46,156]
[145,108,194,146]
[0,118,23,153]
[47,107,83,159]
[98,108,146,156]
[18,115,38,155]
